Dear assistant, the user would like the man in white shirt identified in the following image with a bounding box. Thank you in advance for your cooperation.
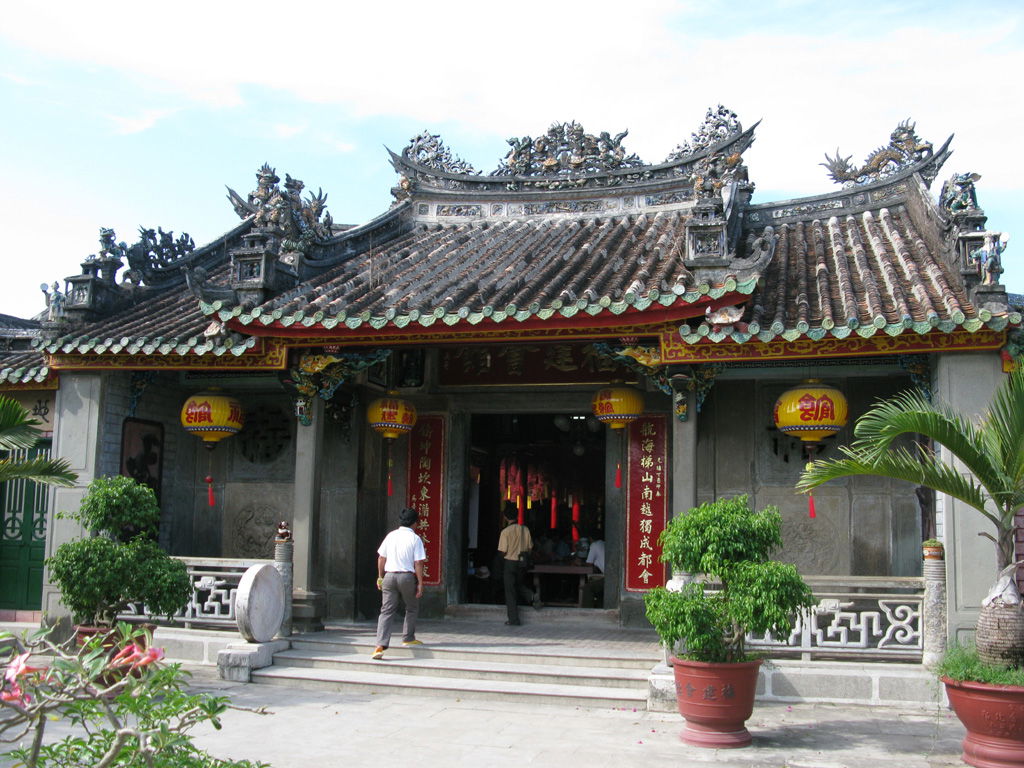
[373,507,427,660]
[583,534,605,608]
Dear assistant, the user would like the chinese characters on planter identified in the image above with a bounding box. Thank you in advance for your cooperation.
[407,415,445,586]
[625,415,668,591]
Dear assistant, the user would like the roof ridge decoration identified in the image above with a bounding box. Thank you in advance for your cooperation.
[821,119,937,186]
[402,131,479,176]
[389,106,757,198]
[665,105,743,162]
[493,121,644,177]
[225,164,334,260]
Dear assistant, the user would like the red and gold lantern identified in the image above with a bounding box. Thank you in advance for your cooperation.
[774,379,848,519]
[593,385,644,489]
[773,379,848,443]
[592,386,644,429]
[180,390,244,507]
[180,391,244,446]
[366,394,418,440]
[367,393,417,496]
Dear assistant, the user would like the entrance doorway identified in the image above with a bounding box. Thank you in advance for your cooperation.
[465,414,606,608]
[0,443,52,611]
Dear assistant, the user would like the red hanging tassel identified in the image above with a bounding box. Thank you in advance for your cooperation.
[571,499,580,542]
[517,494,524,525]
[386,442,394,497]
[615,462,622,489]
[205,475,215,507]
[808,492,817,519]
[550,495,557,529]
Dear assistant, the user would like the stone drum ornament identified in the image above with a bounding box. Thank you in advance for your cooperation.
[235,563,285,643]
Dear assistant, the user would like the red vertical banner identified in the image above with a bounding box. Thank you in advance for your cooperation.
[407,415,445,586]
[625,415,668,591]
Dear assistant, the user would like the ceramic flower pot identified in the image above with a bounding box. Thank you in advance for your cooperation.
[670,657,762,748]
[942,676,1024,768]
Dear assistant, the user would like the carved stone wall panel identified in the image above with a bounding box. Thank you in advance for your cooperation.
[228,400,296,482]
[758,486,849,576]
[224,484,294,558]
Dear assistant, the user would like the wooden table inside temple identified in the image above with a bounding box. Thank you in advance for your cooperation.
[528,563,594,608]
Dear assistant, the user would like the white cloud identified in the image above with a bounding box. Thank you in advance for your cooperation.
[106,108,177,135]
[272,123,307,139]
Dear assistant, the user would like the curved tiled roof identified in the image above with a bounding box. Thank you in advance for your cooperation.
[676,203,1020,346]
[215,212,762,335]
[0,350,50,385]
[38,262,258,359]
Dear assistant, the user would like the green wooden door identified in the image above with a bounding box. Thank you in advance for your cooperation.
[0,443,51,610]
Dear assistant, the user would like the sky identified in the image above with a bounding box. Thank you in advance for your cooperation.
[1,0,1022,320]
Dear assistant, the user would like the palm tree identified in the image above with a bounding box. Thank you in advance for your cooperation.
[0,395,77,487]
[797,365,1024,666]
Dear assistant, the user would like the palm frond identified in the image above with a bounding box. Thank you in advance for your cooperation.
[850,393,1004,492]
[798,444,1001,530]
[983,366,1024,491]
[0,456,77,487]
[0,396,44,452]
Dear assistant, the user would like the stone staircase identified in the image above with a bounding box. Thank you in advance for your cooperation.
[250,609,659,708]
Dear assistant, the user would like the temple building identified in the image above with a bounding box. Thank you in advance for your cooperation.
[1,107,1018,647]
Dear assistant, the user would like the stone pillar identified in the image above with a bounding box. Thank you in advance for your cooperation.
[922,549,947,668]
[291,396,325,631]
[934,352,1003,647]
[273,527,294,637]
[669,386,698,587]
[42,374,107,632]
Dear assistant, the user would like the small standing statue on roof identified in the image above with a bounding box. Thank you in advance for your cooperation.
[41,282,66,321]
[969,233,1009,286]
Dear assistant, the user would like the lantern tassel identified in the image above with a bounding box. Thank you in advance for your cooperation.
[386,441,394,497]
[205,475,215,507]
[615,462,622,489]
[550,495,557,529]
[808,492,817,519]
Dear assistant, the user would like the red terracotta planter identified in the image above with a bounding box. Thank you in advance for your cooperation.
[670,657,762,748]
[942,676,1024,768]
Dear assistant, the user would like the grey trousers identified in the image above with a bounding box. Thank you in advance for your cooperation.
[375,572,419,648]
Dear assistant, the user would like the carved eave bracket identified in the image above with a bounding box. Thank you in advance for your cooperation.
[282,349,392,428]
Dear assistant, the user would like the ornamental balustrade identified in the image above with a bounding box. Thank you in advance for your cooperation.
[745,576,924,661]
[120,557,273,629]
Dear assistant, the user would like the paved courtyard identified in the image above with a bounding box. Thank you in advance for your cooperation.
[186,666,966,768]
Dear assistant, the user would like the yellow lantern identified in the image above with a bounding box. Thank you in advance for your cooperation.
[366,394,418,439]
[180,390,244,509]
[180,391,245,447]
[592,386,644,429]
[773,379,848,443]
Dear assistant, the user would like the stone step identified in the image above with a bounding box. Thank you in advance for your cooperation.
[251,664,649,709]
[287,634,656,670]
[274,647,649,689]
[444,604,622,625]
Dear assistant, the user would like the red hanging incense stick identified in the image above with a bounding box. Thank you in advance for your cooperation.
[615,462,622,489]
[571,498,580,542]
[808,492,817,519]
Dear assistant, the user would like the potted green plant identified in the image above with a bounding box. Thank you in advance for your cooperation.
[46,476,192,638]
[922,538,944,560]
[644,495,814,749]
[799,366,1024,768]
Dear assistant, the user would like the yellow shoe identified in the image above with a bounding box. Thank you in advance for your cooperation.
[371,646,385,660]
[402,640,423,647]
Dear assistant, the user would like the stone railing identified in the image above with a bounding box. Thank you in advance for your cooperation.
[746,576,925,661]
[120,557,273,629]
